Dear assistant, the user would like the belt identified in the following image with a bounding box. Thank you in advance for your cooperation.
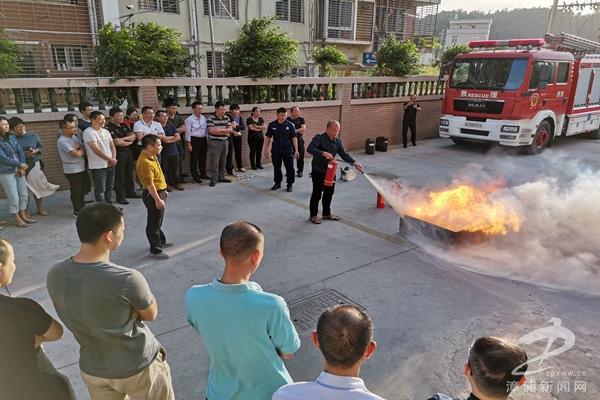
[142,189,166,194]
[208,137,227,141]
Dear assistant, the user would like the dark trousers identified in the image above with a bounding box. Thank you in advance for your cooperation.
[296,136,305,173]
[176,142,185,182]
[189,136,208,178]
[64,171,90,213]
[402,119,417,146]
[226,135,243,173]
[90,167,115,203]
[161,154,179,187]
[114,150,134,200]
[142,190,167,254]
[310,170,335,217]
[248,132,264,168]
[272,152,295,185]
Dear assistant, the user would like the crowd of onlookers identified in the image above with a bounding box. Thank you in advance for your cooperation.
[0,205,529,400]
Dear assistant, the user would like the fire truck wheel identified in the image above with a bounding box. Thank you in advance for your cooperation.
[526,120,552,155]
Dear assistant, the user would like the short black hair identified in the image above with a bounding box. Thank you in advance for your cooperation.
[290,106,299,112]
[229,103,240,111]
[141,133,161,149]
[126,106,137,117]
[141,106,154,114]
[163,97,178,108]
[191,101,203,109]
[276,107,287,115]
[251,106,260,114]
[76,203,124,244]
[220,221,264,260]
[60,114,78,129]
[109,107,122,117]
[8,117,24,130]
[214,101,225,110]
[78,101,93,112]
[154,109,166,118]
[317,305,373,368]
[468,337,528,398]
[90,111,104,121]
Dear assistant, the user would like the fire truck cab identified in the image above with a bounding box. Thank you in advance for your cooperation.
[439,33,600,154]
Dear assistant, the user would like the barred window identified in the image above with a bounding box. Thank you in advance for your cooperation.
[327,0,354,39]
[291,67,307,77]
[138,0,180,13]
[53,46,90,71]
[276,0,303,23]
[206,51,224,78]
[203,0,239,18]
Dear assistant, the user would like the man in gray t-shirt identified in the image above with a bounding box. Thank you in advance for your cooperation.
[47,203,174,400]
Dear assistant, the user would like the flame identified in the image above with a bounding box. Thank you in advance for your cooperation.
[405,182,522,235]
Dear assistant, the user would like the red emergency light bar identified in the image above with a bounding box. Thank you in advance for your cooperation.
[468,39,546,49]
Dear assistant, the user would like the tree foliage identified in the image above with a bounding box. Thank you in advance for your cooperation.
[438,44,471,66]
[223,17,298,78]
[94,22,195,79]
[375,36,421,77]
[0,29,22,78]
[313,45,348,76]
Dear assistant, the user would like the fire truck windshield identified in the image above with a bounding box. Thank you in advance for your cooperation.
[450,58,529,90]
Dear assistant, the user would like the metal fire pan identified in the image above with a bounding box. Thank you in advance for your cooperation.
[399,215,488,245]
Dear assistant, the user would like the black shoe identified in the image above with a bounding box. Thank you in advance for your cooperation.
[209,181,216,187]
[271,183,281,191]
[218,178,231,183]
[403,145,407,148]
[412,142,417,146]
[149,252,169,260]
[85,200,94,204]
[181,173,189,178]
[297,172,303,177]
[257,165,264,169]
[200,175,211,180]
[193,177,203,183]
[117,199,130,205]
[251,165,257,170]
[126,193,141,199]
[158,242,174,248]
[287,185,293,192]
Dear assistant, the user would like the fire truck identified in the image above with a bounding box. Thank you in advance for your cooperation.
[439,33,600,154]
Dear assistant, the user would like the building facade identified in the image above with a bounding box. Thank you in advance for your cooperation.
[442,19,492,49]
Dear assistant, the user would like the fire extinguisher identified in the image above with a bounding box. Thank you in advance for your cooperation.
[324,159,338,187]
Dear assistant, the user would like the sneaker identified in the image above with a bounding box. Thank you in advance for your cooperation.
[271,183,281,191]
[158,242,174,248]
[209,181,216,187]
[149,252,169,260]
[238,167,246,172]
[218,178,232,183]
[287,185,293,192]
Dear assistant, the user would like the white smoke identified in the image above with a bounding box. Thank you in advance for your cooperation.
[366,155,600,296]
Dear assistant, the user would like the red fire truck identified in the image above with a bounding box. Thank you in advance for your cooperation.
[439,33,600,154]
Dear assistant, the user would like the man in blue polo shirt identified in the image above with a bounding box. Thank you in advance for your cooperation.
[185,221,300,400]
[264,107,298,192]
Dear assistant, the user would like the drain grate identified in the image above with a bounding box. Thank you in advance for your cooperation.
[235,173,263,181]
[288,289,365,334]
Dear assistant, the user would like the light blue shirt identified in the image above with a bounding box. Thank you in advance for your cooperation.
[185,279,301,400]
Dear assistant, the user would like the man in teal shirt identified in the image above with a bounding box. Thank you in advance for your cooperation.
[185,222,300,400]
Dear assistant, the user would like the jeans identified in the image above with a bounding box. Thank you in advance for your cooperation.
[403,119,417,146]
[272,153,295,185]
[65,171,90,213]
[142,190,167,254]
[310,170,335,217]
[90,167,115,203]
[296,136,305,173]
[247,132,264,168]
[209,139,228,182]
[189,137,208,179]
[114,151,134,200]
[226,134,243,173]
[0,173,29,214]
[161,155,179,187]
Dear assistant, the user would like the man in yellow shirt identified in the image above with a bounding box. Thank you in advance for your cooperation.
[136,134,171,260]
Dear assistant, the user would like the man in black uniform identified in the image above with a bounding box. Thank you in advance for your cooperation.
[264,107,298,192]
[307,120,363,224]
[105,107,137,204]
[402,94,421,148]
[286,106,307,177]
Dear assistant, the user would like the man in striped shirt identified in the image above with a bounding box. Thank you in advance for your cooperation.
[207,101,235,187]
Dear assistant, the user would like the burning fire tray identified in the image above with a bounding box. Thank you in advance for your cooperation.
[399,215,488,245]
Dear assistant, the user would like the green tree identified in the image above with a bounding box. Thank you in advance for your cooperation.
[0,29,22,78]
[94,22,195,79]
[223,17,298,78]
[375,36,421,76]
[437,44,471,67]
[313,45,349,76]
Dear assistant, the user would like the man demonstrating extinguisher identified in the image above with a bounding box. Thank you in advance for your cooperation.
[307,120,363,224]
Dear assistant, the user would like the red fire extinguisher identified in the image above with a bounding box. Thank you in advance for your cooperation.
[324,159,338,187]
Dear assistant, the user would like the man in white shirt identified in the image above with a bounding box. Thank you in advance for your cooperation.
[184,102,208,183]
[273,305,385,400]
[83,111,117,203]
[133,106,165,147]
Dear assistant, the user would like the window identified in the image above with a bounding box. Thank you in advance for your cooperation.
[138,0,180,13]
[53,46,89,71]
[204,0,239,18]
[276,0,303,23]
[450,58,528,91]
[206,51,224,78]
[556,62,570,83]
[529,61,555,89]
[327,0,354,39]
[291,67,307,77]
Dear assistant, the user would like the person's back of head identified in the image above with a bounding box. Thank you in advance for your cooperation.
[467,336,528,400]
[220,221,264,267]
[315,304,375,372]
[76,203,124,249]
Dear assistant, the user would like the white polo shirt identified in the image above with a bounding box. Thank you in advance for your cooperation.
[272,371,386,400]
[133,120,164,145]
[83,127,112,170]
